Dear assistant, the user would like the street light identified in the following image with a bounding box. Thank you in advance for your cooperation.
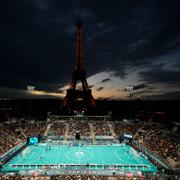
[27,86,35,120]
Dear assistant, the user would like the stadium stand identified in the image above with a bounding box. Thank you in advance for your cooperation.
[1,174,180,180]
[48,122,66,136]
[0,119,47,156]
[92,121,111,136]
[0,117,180,178]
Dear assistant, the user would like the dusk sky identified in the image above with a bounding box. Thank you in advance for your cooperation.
[0,0,180,100]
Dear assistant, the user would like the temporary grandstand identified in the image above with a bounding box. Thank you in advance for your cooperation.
[1,115,179,179]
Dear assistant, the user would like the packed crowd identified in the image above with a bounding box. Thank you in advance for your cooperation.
[1,119,180,164]
[0,125,20,156]
[112,121,180,165]
[2,174,178,180]
[113,122,139,136]
[135,123,180,164]
[50,175,151,180]
[1,117,180,176]
[92,121,111,136]
[68,121,91,137]
[48,122,65,136]
[21,121,47,137]
[0,174,22,180]
[0,119,47,156]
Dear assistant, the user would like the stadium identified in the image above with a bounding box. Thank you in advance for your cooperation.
[1,1,180,180]
[0,112,180,180]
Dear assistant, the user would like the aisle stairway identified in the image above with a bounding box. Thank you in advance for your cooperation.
[44,123,52,136]
[89,123,95,142]
[64,122,69,140]
[108,123,115,137]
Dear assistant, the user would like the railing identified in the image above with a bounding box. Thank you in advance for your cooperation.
[0,141,27,165]
[49,115,109,121]
[132,141,170,169]
[11,163,151,171]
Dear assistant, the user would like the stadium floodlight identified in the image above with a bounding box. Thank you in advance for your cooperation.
[125,86,134,92]
[27,86,35,92]
[27,86,35,121]
[125,86,134,120]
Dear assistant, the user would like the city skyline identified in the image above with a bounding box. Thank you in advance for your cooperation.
[0,0,180,100]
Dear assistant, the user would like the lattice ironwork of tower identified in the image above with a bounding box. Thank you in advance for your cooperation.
[63,19,96,111]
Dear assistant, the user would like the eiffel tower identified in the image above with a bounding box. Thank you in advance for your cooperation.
[63,19,96,111]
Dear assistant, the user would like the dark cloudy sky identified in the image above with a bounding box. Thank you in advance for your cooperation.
[0,0,180,99]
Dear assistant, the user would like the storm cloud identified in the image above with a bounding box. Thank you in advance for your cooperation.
[0,0,180,99]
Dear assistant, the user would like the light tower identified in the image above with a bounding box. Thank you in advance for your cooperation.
[27,85,35,120]
[125,86,134,120]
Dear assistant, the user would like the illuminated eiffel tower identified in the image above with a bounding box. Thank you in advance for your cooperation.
[63,19,96,111]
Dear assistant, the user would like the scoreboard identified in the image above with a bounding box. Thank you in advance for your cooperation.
[27,137,39,145]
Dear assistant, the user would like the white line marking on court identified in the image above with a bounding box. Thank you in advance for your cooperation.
[78,146,81,165]
[114,147,137,165]
[65,148,93,163]
[28,146,45,164]
[56,144,63,165]
[97,146,105,165]
[17,146,35,164]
